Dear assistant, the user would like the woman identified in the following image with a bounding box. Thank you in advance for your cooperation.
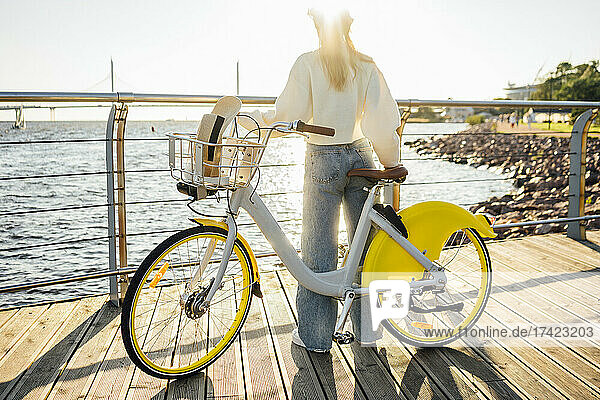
[243,9,400,352]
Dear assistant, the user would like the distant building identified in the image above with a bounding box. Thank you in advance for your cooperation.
[504,82,541,100]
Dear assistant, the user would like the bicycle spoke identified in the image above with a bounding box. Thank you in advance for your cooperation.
[125,227,253,376]
[385,229,490,345]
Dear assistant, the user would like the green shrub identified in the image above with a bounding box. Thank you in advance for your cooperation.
[466,114,486,125]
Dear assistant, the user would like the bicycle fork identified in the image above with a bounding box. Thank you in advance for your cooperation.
[184,214,238,311]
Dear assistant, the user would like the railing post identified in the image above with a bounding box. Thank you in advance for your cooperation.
[567,108,598,240]
[105,105,119,305]
[115,103,130,304]
[383,109,409,211]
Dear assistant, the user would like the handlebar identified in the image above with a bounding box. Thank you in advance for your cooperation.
[271,120,336,137]
[293,120,336,136]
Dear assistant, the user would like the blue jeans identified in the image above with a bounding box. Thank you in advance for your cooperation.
[297,138,376,351]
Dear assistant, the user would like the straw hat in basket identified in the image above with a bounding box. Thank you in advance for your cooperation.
[196,96,242,176]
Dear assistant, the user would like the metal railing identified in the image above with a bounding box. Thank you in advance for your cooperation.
[3,91,600,107]
[1,91,598,306]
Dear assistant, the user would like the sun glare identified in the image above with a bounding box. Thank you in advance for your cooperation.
[307,2,349,24]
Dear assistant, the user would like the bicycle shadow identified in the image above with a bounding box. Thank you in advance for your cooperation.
[393,347,523,399]
[156,372,213,400]
[289,342,401,399]
[290,342,522,399]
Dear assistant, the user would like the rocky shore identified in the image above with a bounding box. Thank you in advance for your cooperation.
[406,122,600,239]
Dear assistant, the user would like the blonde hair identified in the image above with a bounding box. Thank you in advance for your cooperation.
[308,9,373,91]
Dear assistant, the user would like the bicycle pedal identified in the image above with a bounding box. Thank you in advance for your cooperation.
[332,331,355,345]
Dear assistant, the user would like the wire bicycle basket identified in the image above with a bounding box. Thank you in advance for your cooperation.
[167,116,268,190]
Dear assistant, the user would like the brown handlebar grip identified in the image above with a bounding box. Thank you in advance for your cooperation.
[296,120,335,137]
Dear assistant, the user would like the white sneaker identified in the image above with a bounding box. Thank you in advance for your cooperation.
[356,338,378,347]
[291,328,330,353]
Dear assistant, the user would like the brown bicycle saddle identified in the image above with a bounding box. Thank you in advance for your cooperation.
[347,164,409,182]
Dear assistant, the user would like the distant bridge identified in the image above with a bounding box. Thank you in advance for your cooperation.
[0,103,223,128]
[0,104,114,127]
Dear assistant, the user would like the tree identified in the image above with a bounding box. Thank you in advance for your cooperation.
[532,60,600,121]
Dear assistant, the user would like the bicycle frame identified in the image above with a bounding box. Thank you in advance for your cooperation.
[200,182,447,305]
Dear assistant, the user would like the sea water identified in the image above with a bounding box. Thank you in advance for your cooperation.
[0,120,512,308]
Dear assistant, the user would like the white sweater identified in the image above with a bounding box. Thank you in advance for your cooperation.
[242,50,401,167]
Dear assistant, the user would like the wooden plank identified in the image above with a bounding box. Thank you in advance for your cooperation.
[370,332,447,400]
[0,304,48,364]
[238,277,286,400]
[277,269,369,400]
[489,240,600,305]
[478,246,600,381]
[458,249,600,383]
[458,257,600,396]
[393,250,548,399]
[100,283,163,400]
[45,300,122,400]
[487,244,600,318]
[203,277,242,400]
[0,308,18,331]
[84,330,132,400]
[0,301,79,399]
[126,286,180,400]
[395,257,526,400]
[6,295,106,400]
[422,244,572,398]
[259,271,325,400]
[437,282,565,399]
[164,284,210,400]
[433,346,525,400]
[374,267,482,399]
[519,234,600,268]
[520,234,600,269]
[534,232,600,256]
[489,244,600,331]
[328,302,408,399]
[450,267,600,398]
[490,240,600,299]
[399,344,483,400]
[336,342,406,399]
[85,288,159,400]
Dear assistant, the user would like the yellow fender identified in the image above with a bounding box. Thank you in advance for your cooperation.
[363,201,496,282]
[191,218,260,285]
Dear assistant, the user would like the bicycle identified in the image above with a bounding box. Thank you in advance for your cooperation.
[121,114,497,379]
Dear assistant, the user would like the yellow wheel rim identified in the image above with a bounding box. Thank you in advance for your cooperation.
[129,232,252,374]
[388,229,490,343]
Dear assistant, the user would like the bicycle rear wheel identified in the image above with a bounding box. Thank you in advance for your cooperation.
[383,228,492,346]
[121,225,255,379]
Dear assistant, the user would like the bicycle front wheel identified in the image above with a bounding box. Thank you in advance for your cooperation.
[121,225,255,379]
[384,228,492,347]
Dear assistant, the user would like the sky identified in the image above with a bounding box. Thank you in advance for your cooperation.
[1,0,599,120]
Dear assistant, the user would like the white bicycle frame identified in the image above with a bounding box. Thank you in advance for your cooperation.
[183,120,448,333]
[200,182,447,307]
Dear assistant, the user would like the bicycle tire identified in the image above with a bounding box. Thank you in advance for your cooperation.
[121,225,255,379]
[383,228,492,347]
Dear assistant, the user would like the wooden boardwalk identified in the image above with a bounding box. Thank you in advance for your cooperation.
[1,231,599,400]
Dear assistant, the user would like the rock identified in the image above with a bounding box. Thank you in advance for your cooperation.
[405,124,600,238]
[533,224,552,235]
